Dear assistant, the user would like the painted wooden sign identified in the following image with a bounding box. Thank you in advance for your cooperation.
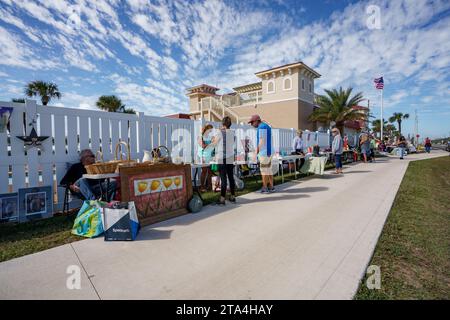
[119,163,193,226]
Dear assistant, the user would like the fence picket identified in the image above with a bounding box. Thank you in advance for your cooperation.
[101,118,112,160]
[79,116,89,150]
[111,119,120,158]
[90,117,100,153]
[54,114,66,161]
[66,115,78,158]
[129,120,138,160]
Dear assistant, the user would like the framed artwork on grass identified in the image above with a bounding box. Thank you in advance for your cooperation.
[0,193,19,223]
[18,186,53,222]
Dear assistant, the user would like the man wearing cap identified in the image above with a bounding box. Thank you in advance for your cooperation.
[248,114,274,194]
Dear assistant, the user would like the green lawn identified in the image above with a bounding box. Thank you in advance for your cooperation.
[355,156,450,299]
[0,214,81,262]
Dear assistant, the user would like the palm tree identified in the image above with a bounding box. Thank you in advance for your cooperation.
[96,95,125,112]
[385,124,398,138]
[371,119,388,134]
[309,87,367,133]
[25,81,61,105]
[388,112,409,135]
[122,107,136,114]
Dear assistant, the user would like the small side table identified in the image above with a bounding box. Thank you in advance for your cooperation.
[82,173,119,201]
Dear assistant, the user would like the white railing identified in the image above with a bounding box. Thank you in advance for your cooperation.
[0,100,331,210]
[198,96,240,123]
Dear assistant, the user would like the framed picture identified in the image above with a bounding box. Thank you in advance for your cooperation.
[0,193,19,222]
[18,186,53,222]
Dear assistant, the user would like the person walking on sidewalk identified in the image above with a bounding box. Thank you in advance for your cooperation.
[369,134,377,162]
[397,135,407,159]
[424,137,432,153]
[359,131,370,163]
[332,128,344,174]
[212,116,236,205]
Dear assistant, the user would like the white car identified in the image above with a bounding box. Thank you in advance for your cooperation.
[407,144,417,153]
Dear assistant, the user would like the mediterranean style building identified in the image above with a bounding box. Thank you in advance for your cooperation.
[186,61,321,130]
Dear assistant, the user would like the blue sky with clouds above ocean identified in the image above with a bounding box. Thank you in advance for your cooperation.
[0,0,449,137]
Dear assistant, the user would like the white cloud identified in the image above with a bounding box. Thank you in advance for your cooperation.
[106,73,185,115]
[223,0,450,109]
[0,0,448,127]
[0,25,60,69]
[421,96,433,103]
[53,92,99,110]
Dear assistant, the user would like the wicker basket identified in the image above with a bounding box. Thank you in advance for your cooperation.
[85,142,136,174]
[151,145,171,164]
[85,150,110,174]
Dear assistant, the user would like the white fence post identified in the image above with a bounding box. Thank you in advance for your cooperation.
[137,112,145,161]
[25,100,40,188]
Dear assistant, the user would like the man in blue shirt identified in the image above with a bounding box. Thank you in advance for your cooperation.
[249,114,274,193]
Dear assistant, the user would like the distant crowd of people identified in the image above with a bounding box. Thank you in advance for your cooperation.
[328,129,440,174]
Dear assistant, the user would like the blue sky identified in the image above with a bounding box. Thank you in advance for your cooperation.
[0,0,449,138]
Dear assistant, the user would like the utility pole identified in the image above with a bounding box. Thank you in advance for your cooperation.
[414,109,418,146]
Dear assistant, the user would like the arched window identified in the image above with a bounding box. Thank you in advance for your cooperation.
[283,77,292,90]
[267,80,275,94]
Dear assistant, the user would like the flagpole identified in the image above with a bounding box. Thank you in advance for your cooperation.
[380,87,384,142]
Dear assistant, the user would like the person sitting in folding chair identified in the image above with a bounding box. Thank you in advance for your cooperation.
[60,149,116,201]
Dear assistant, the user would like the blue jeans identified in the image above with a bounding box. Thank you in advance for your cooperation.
[335,154,342,169]
[425,145,431,153]
[398,147,405,158]
[75,178,117,201]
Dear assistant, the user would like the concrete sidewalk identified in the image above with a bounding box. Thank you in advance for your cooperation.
[0,150,447,300]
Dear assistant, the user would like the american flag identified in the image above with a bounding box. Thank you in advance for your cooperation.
[374,77,384,89]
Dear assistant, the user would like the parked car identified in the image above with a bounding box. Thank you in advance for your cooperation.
[407,144,417,153]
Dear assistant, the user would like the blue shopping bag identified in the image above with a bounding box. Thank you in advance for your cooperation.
[71,200,106,238]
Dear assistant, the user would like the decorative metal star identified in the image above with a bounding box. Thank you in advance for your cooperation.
[16,127,49,150]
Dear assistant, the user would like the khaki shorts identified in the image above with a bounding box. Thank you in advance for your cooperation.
[258,155,273,175]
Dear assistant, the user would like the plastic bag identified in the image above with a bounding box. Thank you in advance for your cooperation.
[103,202,140,241]
[71,200,106,238]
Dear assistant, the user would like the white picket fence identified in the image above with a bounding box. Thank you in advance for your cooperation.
[0,99,332,210]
